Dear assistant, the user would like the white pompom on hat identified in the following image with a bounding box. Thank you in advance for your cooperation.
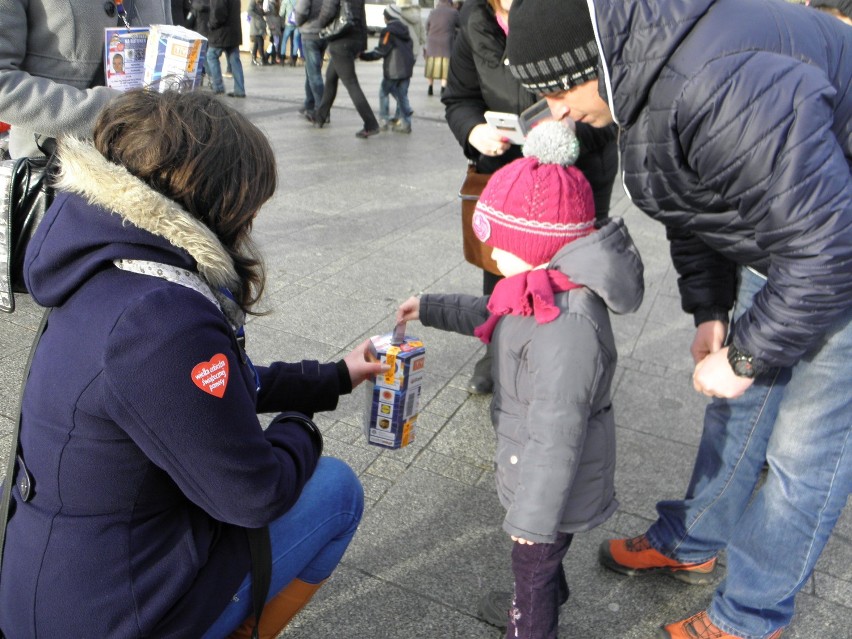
[472,121,595,266]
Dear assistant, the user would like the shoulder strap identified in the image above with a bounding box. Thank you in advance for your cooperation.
[246,526,273,639]
[0,307,51,577]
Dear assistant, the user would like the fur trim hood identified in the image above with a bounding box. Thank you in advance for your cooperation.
[24,138,240,308]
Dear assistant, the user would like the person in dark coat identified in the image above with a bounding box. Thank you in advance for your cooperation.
[398,122,644,637]
[442,0,619,397]
[206,0,246,97]
[0,89,385,638]
[360,9,416,133]
[188,0,211,35]
[309,0,382,138]
[507,1,852,638]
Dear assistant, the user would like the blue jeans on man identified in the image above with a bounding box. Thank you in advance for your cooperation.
[645,266,852,637]
[379,78,412,127]
[206,46,246,97]
[301,37,326,114]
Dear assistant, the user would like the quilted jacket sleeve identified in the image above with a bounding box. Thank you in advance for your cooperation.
[673,51,852,368]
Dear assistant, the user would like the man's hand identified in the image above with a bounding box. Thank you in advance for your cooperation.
[511,535,534,545]
[692,347,754,399]
[691,320,728,364]
[343,339,390,389]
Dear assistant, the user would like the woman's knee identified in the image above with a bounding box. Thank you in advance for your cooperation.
[312,457,364,525]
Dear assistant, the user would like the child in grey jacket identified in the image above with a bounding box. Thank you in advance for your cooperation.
[397,121,644,639]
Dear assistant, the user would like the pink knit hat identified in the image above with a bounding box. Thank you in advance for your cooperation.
[472,121,595,267]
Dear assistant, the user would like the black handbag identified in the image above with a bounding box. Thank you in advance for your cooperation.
[318,0,354,41]
[0,137,58,313]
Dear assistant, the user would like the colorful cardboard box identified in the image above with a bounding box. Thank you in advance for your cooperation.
[363,332,426,449]
[143,25,207,92]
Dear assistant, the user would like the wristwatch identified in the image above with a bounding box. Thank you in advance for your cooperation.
[727,344,762,378]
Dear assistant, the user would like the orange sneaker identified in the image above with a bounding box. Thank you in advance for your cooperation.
[658,610,784,639]
[599,535,718,584]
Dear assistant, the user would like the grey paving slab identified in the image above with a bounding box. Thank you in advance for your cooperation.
[0,47,848,639]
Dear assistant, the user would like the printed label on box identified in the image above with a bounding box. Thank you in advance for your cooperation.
[363,332,425,449]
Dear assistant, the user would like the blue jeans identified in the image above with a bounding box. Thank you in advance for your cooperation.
[301,37,326,112]
[281,23,302,59]
[379,78,412,124]
[206,46,245,96]
[646,267,852,638]
[201,458,364,638]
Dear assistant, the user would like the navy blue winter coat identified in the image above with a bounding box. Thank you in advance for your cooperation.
[591,0,851,369]
[361,17,415,80]
[0,139,348,637]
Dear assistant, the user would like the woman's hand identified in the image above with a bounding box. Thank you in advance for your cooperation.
[468,123,511,158]
[343,339,390,389]
[396,296,421,323]
[511,535,534,545]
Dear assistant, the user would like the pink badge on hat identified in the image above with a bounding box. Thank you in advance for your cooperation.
[473,210,491,242]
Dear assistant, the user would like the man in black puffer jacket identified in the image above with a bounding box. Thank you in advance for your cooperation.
[507,1,851,639]
[206,0,246,97]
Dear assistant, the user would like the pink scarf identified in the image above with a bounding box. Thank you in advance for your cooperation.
[473,269,582,344]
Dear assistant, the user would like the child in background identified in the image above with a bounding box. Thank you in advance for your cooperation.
[359,9,415,133]
[397,121,644,638]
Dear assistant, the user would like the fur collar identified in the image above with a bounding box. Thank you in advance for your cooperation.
[54,137,240,291]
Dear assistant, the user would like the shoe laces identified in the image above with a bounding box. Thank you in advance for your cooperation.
[681,611,730,638]
[625,535,653,552]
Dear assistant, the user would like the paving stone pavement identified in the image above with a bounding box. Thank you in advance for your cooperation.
[1,47,849,639]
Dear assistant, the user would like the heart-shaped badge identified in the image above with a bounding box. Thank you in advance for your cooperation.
[191,353,229,398]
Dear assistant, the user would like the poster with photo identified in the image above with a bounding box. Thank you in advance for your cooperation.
[105,27,150,91]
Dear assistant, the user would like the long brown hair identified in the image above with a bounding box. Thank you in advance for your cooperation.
[93,89,276,312]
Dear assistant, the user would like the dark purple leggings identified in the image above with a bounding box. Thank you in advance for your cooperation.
[505,533,573,639]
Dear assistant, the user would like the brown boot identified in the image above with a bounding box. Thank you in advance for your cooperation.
[227,578,325,639]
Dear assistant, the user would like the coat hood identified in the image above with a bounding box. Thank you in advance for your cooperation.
[385,17,412,41]
[548,217,644,315]
[589,0,715,127]
[24,138,239,308]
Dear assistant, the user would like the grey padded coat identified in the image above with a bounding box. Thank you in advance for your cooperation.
[0,0,173,158]
[419,218,644,543]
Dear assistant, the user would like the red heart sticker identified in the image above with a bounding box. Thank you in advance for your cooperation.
[191,354,229,398]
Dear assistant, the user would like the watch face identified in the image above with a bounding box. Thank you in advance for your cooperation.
[733,358,755,378]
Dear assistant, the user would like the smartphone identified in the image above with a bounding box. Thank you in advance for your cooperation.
[484,111,526,145]
[519,98,554,134]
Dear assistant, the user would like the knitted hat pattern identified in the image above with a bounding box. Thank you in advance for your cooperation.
[472,121,595,267]
[506,0,600,93]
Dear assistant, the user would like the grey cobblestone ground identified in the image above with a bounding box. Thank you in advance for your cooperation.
[1,47,848,638]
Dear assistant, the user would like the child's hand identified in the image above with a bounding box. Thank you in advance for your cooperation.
[343,339,390,389]
[511,535,535,545]
[396,296,420,323]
